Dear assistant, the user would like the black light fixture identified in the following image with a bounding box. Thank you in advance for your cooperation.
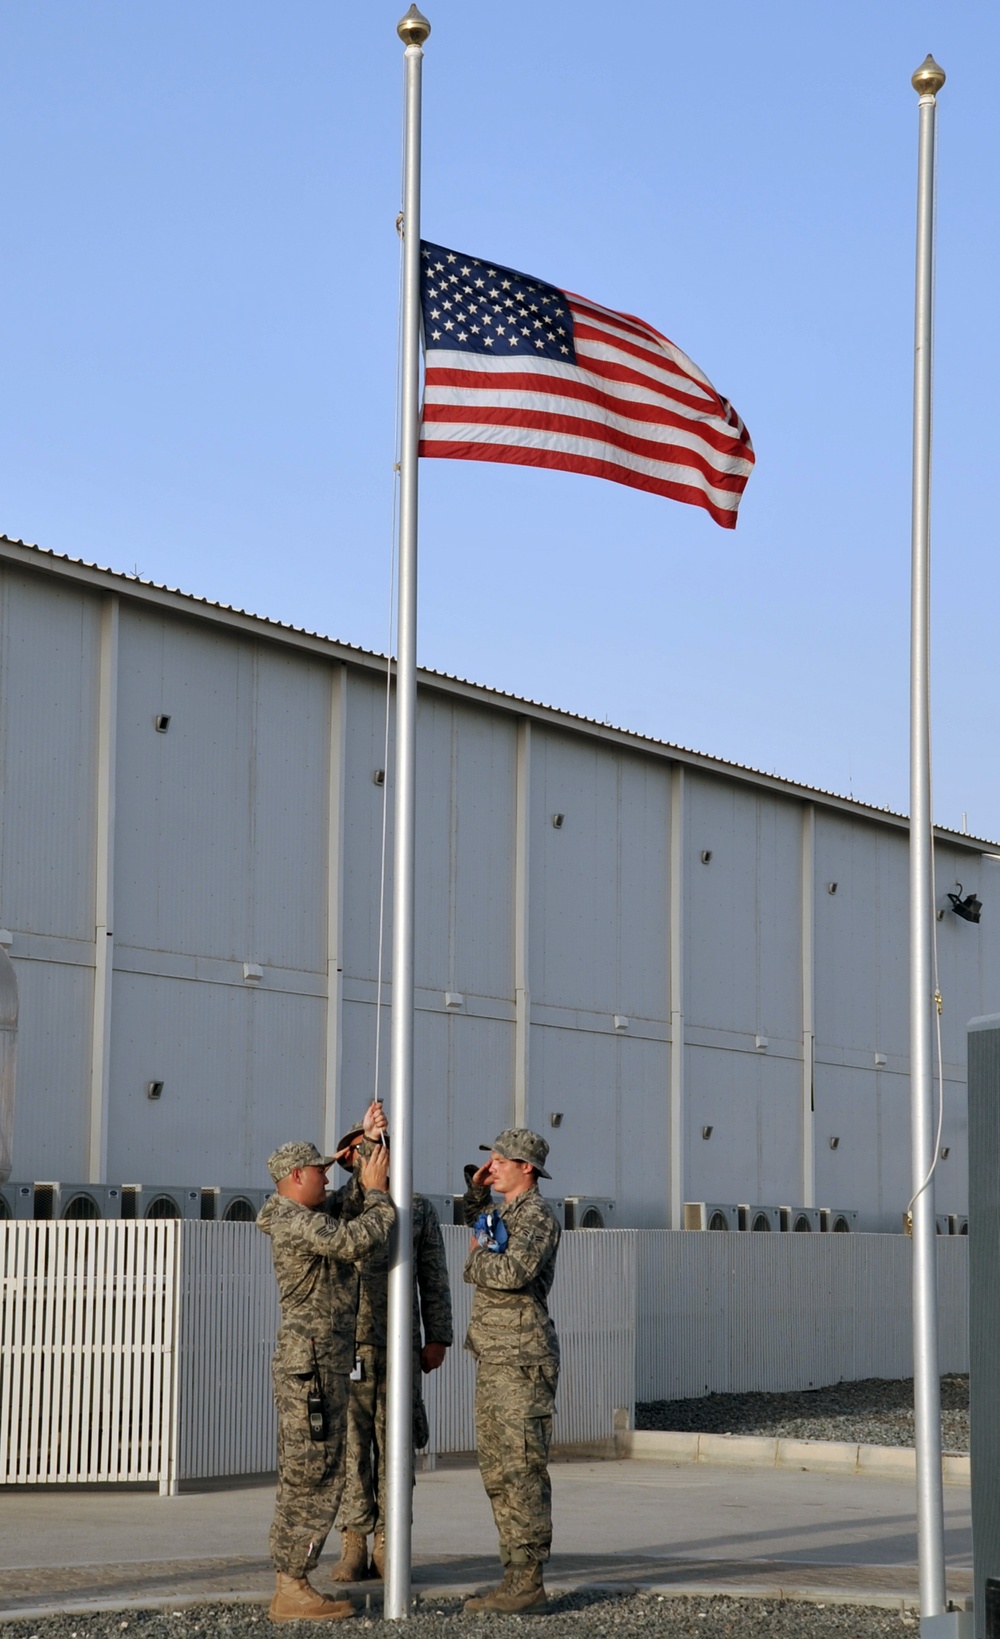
[947,883,982,924]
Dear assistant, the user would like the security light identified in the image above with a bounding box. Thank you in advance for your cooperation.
[947,884,982,923]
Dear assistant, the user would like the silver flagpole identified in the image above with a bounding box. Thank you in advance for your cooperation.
[384,4,430,1622]
[908,53,946,1629]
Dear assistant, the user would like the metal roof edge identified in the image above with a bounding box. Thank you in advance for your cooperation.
[0,533,993,852]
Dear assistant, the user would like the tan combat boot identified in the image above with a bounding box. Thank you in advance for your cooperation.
[330,1530,370,1583]
[369,1528,386,1578]
[464,1562,547,1613]
[269,1572,354,1622]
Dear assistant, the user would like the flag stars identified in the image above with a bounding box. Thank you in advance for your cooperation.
[420,242,576,364]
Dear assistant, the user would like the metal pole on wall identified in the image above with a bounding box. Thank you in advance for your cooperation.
[384,4,430,1621]
[908,52,946,1628]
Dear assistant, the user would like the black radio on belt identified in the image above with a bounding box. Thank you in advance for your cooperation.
[308,1339,327,1442]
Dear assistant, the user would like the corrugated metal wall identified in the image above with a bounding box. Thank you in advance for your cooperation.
[0,551,997,1226]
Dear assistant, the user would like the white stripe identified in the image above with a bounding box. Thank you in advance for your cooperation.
[422,383,753,476]
[574,332,719,409]
[419,419,743,509]
[569,309,720,404]
[425,351,743,441]
[568,300,720,385]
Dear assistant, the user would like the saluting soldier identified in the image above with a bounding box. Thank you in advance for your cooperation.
[330,1123,454,1582]
[460,1127,561,1614]
[258,1103,392,1624]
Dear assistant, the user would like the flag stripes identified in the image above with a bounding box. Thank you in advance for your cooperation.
[419,243,753,528]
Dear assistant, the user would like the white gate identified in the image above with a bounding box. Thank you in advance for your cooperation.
[0,1219,177,1490]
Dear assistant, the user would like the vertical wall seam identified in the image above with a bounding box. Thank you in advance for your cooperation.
[801,802,816,1208]
[88,594,118,1183]
[668,764,685,1229]
[323,665,348,1155]
[514,719,531,1127]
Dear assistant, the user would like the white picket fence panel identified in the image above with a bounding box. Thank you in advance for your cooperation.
[0,1221,971,1489]
[0,1220,177,1489]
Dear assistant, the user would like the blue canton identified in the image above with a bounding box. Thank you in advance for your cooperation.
[420,242,577,363]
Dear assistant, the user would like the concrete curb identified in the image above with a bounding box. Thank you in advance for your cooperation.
[622,1429,971,1484]
[0,1580,972,1623]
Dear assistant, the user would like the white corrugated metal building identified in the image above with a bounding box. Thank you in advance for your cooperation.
[0,534,994,1229]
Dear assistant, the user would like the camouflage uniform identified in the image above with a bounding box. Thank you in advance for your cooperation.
[257,1179,395,1579]
[335,1187,454,1535]
[463,1161,561,1570]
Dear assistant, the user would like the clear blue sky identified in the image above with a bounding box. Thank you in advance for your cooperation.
[3,2,998,837]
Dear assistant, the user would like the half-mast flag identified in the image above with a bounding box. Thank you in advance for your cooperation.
[418,241,754,529]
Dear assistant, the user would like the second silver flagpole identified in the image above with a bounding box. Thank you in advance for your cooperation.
[385,4,430,1622]
[907,52,947,1630]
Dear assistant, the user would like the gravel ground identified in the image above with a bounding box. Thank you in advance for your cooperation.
[636,1375,970,1454]
[0,1592,928,1639]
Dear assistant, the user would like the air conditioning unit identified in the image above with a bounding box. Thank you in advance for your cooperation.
[779,1205,822,1233]
[684,1201,739,1232]
[738,1204,781,1232]
[564,1197,614,1229]
[820,1207,859,1233]
[950,1214,969,1235]
[138,1186,202,1220]
[60,1185,124,1220]
[0,1181,35,1218]
[31,1182,62,1219]
[200,1186,270,1223]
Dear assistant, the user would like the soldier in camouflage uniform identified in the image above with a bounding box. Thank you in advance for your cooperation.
[258,1108,393,1624]
[330,1126,454,1582]
[460,1127,561,1614]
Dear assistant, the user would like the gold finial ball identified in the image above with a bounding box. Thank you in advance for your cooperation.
[397,4,431,46]
[911,54,945,96]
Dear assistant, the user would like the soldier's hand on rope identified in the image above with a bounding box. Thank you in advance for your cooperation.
[420,1342,447,1374]
[362,1100,388,1141]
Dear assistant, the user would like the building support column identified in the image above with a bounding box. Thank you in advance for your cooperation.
[801,802,816,1207]
[323,664,348,1156]
[88,594,119,1183]
[513,719,531,1127]
[668,764,685,1229]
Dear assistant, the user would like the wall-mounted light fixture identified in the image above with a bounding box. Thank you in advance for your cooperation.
[552,813,565,829]
[701,1125,713,1140]
[827,882,838,895]
[154,714,171,733]
[373,769,385,786]
[948,884,982,923]
[940,1145,951,1159]
[829,1135,840,1150]
[700,850,713,864]
[147,1080,164,1101]
[549,1112,563,1128]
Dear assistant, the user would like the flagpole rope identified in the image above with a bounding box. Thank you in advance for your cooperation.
[371,66,410,1117]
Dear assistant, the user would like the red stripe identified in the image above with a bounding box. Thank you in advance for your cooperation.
[421,402,749,492]
[419,438,741,528]
[566,298,717,397]
[424,366,752,463]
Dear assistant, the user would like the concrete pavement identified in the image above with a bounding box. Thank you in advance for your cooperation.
[0,1456,973,1619]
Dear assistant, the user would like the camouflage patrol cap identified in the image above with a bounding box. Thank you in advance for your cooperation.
[267,1140,334,1183]
[480,1127,551,1179]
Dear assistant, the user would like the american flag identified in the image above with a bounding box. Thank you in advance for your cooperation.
[418,241,754,530]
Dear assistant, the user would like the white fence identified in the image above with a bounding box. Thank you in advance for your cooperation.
[0,1221,970,1490]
